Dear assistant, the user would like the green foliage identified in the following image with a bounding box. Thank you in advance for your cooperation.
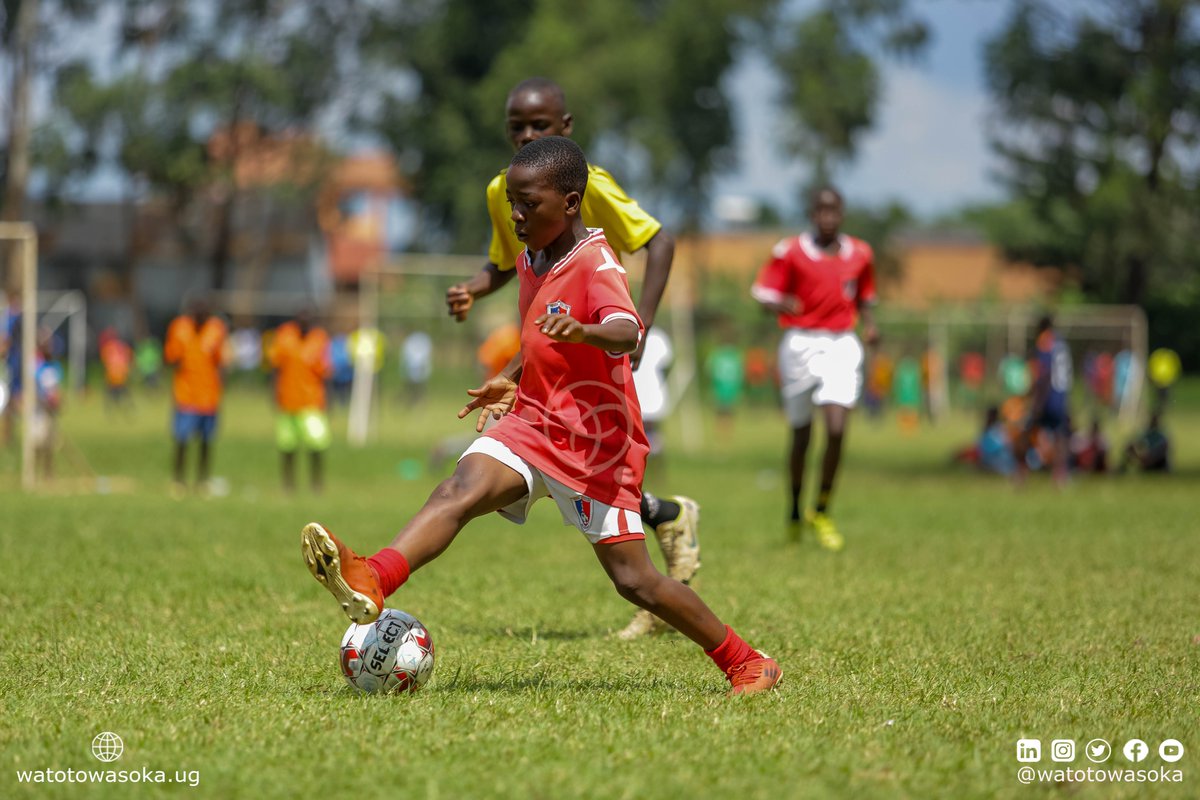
[984,0,1200,305]
[770,0,928,186]
[368,0,776,249]
[33,1,375,287]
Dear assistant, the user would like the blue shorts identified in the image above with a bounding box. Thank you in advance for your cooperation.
[173,410,218,443]
[1034,402,1070,436]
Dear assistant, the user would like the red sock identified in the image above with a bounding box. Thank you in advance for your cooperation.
[367,548,410,597]
[705,625,756,673]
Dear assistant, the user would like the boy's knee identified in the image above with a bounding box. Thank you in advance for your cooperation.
[609,563,664,607]
[430,473,482,514]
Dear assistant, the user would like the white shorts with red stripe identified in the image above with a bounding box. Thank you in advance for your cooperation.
[460,436,646,545]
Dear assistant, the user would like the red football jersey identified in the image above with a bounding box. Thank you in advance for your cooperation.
[485,229,648,511]
[752,232,876,331]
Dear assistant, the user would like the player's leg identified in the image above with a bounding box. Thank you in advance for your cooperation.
[276,414,298,492]
[593,539,781,695]
[620,491,701,640]
[638,491,700,580]
[281,452,296,493]
[806,403,848,552]
[805,334,862,550]
[310,451,323,493]
[197,440,211,488]
[1051,424,1070,488]
[301,449,528,624]
[196,413,216,490]
[303,410,331,494]
[171,409,190,491]
[815,403,849,515]
[382,453,527,569]
[778,331,816,532]
[789,421,812,524]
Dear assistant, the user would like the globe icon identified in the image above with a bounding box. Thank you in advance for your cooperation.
[91,732,123,762]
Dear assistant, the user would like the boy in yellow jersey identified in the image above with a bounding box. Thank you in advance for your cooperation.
[446,78,698,639]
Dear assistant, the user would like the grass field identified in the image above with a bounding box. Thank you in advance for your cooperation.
[2,379,1198,799]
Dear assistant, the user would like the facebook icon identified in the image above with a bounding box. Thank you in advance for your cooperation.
[1123,739,1148,763]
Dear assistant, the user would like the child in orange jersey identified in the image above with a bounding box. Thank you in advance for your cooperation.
[268,310,333,493]
[164,296,227,495]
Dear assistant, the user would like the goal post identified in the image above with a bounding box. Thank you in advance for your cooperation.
[874,303,1149,427]
[349,255,482,447]
[1,221,38,490]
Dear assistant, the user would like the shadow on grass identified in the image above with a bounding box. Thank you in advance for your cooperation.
[431,666,687,694]
[321,668,690,697]
[446,625,605,642]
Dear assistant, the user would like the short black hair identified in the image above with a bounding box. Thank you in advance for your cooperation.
[1037,314,1054,333]
[809,185,844,209]
[509,135,588,197]
[508,77,566,108]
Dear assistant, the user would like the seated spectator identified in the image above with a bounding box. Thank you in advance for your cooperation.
[1071,418,1109,474]
[1119,413,1171,473]
[954,405,1016,476]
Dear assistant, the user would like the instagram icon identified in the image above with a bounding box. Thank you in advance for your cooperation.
[1051,740,1076,762]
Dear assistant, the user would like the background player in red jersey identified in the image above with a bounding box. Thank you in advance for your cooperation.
[445,77,699,640]
[302,137,780,695]
[752,187,879,550]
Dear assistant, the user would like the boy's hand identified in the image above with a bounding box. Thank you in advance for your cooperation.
[534,313,585,344]
[630,336,647,370]
[458,374,518,432]
[446,283,474,321]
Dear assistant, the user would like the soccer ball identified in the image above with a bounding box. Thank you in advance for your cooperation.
[339,609,435,693]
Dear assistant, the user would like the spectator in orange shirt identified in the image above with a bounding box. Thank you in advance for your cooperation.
[476,322,521,379]
[165,296,228,495]
[268,310,332,493]
[99,328,134,415]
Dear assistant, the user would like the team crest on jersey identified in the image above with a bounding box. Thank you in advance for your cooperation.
[842,278,858,300]
[573,496,593,528]
[546,300,572,316]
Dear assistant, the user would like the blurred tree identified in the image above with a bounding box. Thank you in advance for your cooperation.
[365,0,776,249]
[771,0,929,187]
[38,0,374,290]
[843,199,912,286]
[1,0,94,290]
[984,0,1200,306]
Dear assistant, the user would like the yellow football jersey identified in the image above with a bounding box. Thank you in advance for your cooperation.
[486,164,662,270]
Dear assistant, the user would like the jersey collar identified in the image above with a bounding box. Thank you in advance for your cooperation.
[799,232,853,261]
[522,228,607,276]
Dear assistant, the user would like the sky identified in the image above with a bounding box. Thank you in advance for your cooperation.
[713,0,1012,222]
[24,0,1014,225]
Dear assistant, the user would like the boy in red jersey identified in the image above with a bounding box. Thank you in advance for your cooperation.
[445,77,699,639]
[303,137,780,695]
[752,187,878,550]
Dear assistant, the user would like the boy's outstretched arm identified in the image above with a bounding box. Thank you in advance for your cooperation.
[447,263,518,321]
[458,351,522,432]
[535,314,639,353]
[631,229,675,368]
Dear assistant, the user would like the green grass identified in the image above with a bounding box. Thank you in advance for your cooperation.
[2,380,1198,799]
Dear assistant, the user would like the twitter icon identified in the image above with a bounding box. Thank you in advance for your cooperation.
[1086,739,1113,763]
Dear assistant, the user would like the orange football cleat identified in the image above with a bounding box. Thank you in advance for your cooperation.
[726,651,782,696]
[301,522,384,624]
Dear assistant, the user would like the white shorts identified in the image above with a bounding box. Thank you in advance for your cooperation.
[459,436,645,545]
[778,329,864,427]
